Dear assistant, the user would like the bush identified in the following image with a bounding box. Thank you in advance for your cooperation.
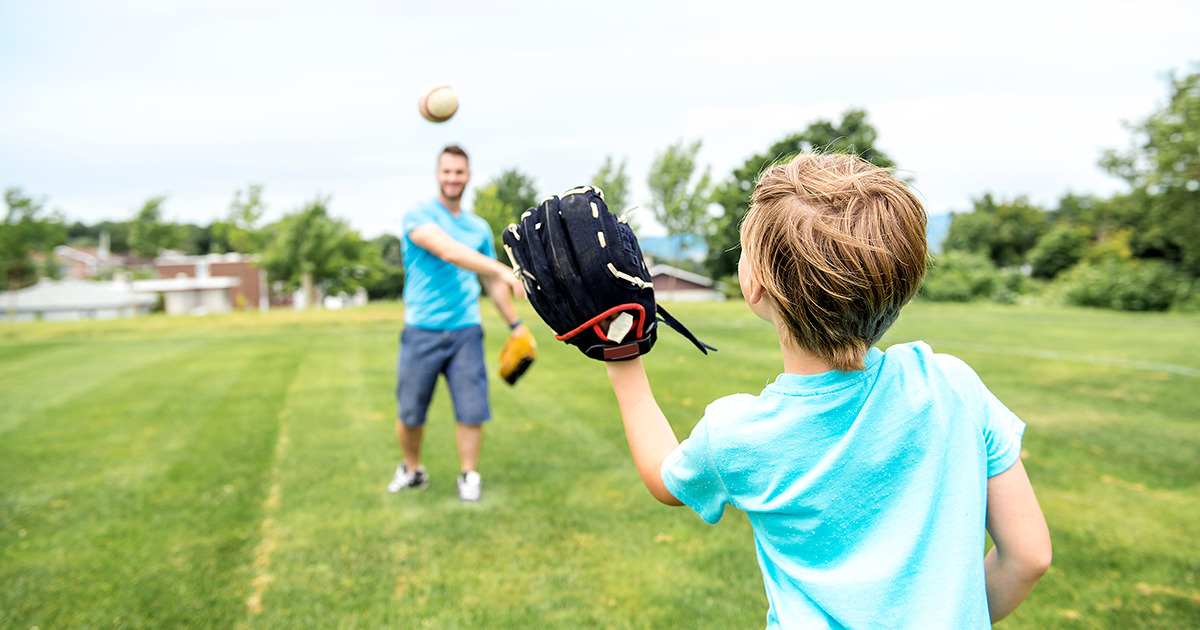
[1057,258,1184,311]
[1027,225,1090,279]
[920,251,1004,302]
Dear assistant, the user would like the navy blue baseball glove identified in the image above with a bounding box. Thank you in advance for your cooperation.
[501,185,715,361]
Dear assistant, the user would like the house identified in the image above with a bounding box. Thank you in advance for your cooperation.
[647,264,726,302]
[133,274,241,316]
[53,232,155,280]
[53,245,107,279]
[0,277,157,322]
[149,253,268,313]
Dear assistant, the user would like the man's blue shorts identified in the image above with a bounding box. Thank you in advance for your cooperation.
[396,324,490,428]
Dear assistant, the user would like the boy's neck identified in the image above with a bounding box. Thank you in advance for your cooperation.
[774,321,836,375]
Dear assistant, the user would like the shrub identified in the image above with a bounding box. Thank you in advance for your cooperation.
[920,251,1003,302]
[1027,225,1090,279]
[1057,258,1183,311]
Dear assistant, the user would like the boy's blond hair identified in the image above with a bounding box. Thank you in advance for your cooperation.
[741,153,927,371]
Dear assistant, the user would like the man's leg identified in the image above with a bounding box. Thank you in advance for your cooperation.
[456,423,482,473]
[390,326,442,492]
[445,325,489,502]
[398,422,425,472]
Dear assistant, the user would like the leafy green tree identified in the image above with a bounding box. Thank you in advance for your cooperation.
[260,196,376,308]
[647,138,713,262]
[492,169,539,217]
[128,196,176,258]
[472,168,538,266]
[943,194,1049,268]
[2,188,66,294]
[706,109,896,278]
[365,234,405,300]
[1100,65,1200,275]
[176,223,214,255]
[592,155,631,216]
[97,221,131,254]
[211,184,269,254]
[66,221,94,245]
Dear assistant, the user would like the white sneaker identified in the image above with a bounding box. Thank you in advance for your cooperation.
[387,464,429,493]
[457,471,481,502]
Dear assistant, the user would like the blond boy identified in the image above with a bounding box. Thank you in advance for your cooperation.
[606,153,1051,628]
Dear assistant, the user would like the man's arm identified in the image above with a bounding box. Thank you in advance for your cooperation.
[984,458,1052,623]
[605,358,684,506]
[481,274,525,329]
[409,224,526,304]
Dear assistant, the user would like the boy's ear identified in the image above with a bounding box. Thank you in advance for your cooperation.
[744,270,768,305]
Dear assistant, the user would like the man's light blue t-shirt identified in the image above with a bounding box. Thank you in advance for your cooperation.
[661,341,1026,629]
[401,199,496,330]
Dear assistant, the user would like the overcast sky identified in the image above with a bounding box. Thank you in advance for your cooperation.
[2,1,1197,239]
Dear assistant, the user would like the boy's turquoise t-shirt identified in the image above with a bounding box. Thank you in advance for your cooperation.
[661,341,1026,629]
[400,199,495,330]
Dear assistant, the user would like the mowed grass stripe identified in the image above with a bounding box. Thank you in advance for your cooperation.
[238,317,413,628]
[0,335,211,436]
[1,329,310,629]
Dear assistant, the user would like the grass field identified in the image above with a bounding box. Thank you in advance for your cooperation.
[1,300,1197,629]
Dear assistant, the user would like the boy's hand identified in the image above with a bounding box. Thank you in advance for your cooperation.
[501,185,714,361]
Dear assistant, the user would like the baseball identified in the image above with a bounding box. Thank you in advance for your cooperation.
[418,85,458,123]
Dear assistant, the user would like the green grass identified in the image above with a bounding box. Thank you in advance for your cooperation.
[1,301,1197,628]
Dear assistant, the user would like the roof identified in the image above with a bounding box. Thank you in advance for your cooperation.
[0,278,157,311]
[647,264,717,289]
[134,276,240,292]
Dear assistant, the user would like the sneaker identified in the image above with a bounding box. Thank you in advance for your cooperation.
[457,471,482,502]
[387,464,429,493]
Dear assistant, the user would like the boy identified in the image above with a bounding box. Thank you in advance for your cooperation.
[605,153,1051,628]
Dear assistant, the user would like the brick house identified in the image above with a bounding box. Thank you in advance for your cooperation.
[150,253,268,312]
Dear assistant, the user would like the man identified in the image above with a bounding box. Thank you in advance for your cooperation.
[388,144,527,502]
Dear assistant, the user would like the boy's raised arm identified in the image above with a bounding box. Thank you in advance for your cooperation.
[605,358,684,506]
[984,458,1052,622]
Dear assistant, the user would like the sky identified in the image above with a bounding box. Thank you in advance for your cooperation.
[2,0,1198,239]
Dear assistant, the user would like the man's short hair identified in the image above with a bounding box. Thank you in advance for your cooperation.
[440,144,469,165]
[741,153,927,371]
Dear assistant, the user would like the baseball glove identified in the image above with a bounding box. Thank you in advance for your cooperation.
[498,326,537,385]
[501,185,715,362]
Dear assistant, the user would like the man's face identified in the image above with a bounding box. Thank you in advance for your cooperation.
[436,153,471,202]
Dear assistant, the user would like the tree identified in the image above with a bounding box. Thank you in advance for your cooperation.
[211,183,269,254]
[706,109,897,278]
[1100,65,1200,276]
[472,168,538,266]
[364,234,405,300]
[176,223,214,255]
[647,138,713,262]
[592,155,631,216]
[128,196,176,258]
[260,196,376,308]
[943,194,1049,268]
[2,188,66,296]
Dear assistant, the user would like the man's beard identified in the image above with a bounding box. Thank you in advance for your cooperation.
[440,184,464,202]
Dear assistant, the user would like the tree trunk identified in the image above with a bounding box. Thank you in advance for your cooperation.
[301,271,314,310]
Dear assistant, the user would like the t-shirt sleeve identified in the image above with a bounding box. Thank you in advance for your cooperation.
[981,387,1026,477]
[479,221,496,258]
[402,205,434,236]
[936,353,1026,477]
[661,419,731,525]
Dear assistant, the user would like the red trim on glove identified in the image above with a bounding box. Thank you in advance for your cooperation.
[554,304,646,343]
